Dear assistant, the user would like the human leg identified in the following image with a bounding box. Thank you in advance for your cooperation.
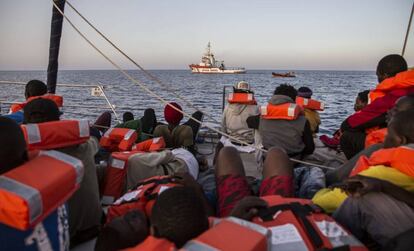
[215,147,251,217]
[259,147,294,197]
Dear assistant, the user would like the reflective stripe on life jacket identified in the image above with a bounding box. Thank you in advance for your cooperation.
[368,70,414,104]
[254,195,366,251]
[125,236,176,251]
[9,94,64,113]
[260,103,301,120]
[0,150,83,231]
[106,176,179,223]
[21,120,90,150]
[183,217,269,251]
[351,144,414,178]
[131,137,166,152]
[365,128,387,148]
[228,93,257,105]
[100,128,137,152]
[296,96,325,111]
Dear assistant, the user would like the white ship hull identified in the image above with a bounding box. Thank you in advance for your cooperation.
[190,66,246,74]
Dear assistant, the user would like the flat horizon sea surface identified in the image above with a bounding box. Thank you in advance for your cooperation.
[0,70,377,135]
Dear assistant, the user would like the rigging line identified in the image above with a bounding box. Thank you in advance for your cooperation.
[50,1,335,171]
[64,0,220,124]
[402,1,414,57]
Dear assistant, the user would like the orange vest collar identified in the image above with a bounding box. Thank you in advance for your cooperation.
[369,70,414,103]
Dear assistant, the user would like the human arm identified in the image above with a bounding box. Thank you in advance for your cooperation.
[341,175,414,208]
[302,120,315,155]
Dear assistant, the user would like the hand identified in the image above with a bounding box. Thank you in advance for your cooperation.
[230,196,268,221]
[172,172,203,193]
[341,175,385,197]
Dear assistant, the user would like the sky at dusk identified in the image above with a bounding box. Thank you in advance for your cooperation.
[0,0,413,71]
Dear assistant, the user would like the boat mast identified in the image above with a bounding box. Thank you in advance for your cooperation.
[402,1,414,57]
[47,0,66,94]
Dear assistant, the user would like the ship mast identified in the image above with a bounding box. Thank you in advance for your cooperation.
[47,0,66,94]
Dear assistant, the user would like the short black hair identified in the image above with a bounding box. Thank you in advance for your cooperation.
[24,80,47,99]
[151,186,209,248]
[357,90,370,103]
[23,98,60,124]
[389,110,414,143]
[273,84,298,101]
[123,112,134,123]
[297,87,313,98]
[0,117,28,174]
[376,54,408,78]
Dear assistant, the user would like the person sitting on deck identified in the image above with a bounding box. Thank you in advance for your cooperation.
[116,108,158,142]
[123,111,134,123]
[258,84,314,158]
[221,81,260,145]
[0,117,71,250]
[22,98,102,247]
[326,94,414,185]
[153,102,194,150]
[1,80,48,124]
[313,110,414,233]
[354,90,370,111]
[297,86,321,135]
[340,54,414,159]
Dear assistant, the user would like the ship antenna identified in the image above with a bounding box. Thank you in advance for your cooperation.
[207,42,211,55]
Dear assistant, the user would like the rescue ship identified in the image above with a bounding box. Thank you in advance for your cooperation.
[189,42,246,74]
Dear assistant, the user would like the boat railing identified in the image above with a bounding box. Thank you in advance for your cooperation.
[0,80,124,122]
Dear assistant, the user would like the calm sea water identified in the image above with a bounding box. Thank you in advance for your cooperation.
[0,70,377,135]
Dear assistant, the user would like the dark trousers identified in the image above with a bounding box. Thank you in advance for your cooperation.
[340,130,366,159]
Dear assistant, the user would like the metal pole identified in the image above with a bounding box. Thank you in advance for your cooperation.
[97,83,121,123]
[222,86,226,112]
[402,1,414,57]
[47,0,66,94]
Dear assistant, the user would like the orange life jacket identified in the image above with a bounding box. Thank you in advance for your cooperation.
[0,150,83,231]
[183,218,269,251]
[351,145,414,177]
[252,195,367,251]
[227,93,257,105]
[100,128,138,152]
[365,128,387,148]
[21,120,90,150]
[101,139,167,205]
[296,96,324,111]
[124,236,176,251]
[10,94,64,113]
[106,176,180,223]
[131,137,166,152]
[261,103,302,120]
[368,70,414,104]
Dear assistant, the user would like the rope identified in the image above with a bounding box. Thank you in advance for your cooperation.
[402,1,414,57]
[50,1,335,171]
[64,0,220,124]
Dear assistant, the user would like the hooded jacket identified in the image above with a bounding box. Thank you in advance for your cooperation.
[259,95,314,156]
[222,103,259,144]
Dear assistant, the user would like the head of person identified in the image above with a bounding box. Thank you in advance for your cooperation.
[24,80,47,99]
[387,94,414,122]
[150,186,209,248]
[354,90,370,111]
[273,84,297,101]
[23,98,60,124]
[0,117,28,175]
[376,54,408,83]
[123,112,134,123]
[384,110,414,148]
[141,108,158,134]
[164,102,183,126]
[297,87,313,99]
[233,81,252,93]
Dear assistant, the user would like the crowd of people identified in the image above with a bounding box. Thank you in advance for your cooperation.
[0,53,413,251]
